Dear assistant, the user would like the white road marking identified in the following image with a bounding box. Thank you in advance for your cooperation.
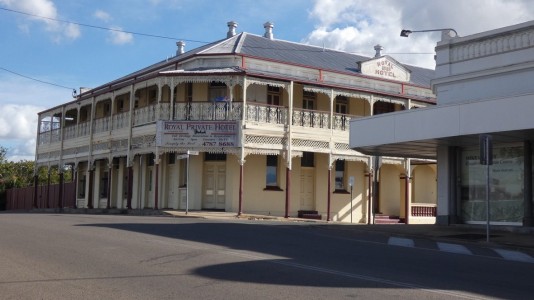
[388,237,415,247]
[437,242,472,255]
[493,249,534,263]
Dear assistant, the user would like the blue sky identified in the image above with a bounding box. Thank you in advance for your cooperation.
[1,0,533,161]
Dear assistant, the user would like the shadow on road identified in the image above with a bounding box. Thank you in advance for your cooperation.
[76,220,533,298]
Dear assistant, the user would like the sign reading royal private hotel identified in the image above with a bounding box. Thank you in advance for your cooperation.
[359,56,411,82]
[156,121,239,148]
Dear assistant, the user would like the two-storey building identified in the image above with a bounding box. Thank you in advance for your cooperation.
[35,21,437,223]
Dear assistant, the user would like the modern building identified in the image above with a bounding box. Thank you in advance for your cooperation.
[350,21,534,227]
[35,21,437,223]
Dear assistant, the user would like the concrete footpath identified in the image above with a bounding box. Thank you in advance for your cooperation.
[164,210,534,254]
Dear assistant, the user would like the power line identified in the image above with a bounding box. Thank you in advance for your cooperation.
[0,67,76,95]
[0,6,210,44]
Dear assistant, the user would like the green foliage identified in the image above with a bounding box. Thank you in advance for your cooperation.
[0,146,72,194]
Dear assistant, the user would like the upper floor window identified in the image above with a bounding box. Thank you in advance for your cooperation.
[373,101,395,115]
[303,91,315,110]
[335,96,348,114]
[185,83,193,102]
[209,81,227,101]
[267,85,281,106]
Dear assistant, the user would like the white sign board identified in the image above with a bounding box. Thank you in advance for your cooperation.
[359,56,410,82]
[156,121,238,148]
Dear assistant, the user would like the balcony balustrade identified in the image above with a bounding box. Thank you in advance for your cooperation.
[37,102,362,146]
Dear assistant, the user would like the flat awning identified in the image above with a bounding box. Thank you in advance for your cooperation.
[349,93,534,159]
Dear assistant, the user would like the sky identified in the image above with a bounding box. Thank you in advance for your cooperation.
[1,0,533,161]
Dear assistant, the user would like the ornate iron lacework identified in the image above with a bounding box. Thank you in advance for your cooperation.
[332,155,369,163]
[292,139,329,150]
[111,139,129,151]
[245,148,282,156]
[245,135,284,146]
[93,142,109,152]
[246,78,287,89]
[77,145,89,154]
[62,148,77,156]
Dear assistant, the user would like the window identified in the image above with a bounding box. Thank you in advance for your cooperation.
[267,85,281,105]
[78,174,86,198]
[335,96,348,114]
[148,153,155,166]
[266,155,278,187]
[209,81,227,101]
[179,159,187,187]
[185,83,193,102]
[301,152,314,167]
[373,101,395,115]
[123,171,128,198]
[100,171,109,198]
[303,91,315,110]
[205,153,226,161]
[168,153,176,165]
[335,160,345,190]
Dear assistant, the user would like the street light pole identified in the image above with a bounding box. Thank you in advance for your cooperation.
[400,28,458,37]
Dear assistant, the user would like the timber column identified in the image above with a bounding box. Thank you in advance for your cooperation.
[284,81,293,218]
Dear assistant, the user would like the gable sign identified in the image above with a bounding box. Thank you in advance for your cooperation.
[359,56,411,82]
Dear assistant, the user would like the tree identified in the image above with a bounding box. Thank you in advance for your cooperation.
[0,146,73,209]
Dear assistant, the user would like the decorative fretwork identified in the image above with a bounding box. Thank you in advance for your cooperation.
[334,143,350,151]
[246,103,287,124]
[62,148,77,156]
[131,134,156,149]
[245,148,282,156]
[373,95,406,107]
[93,142,109,152]
[77,145,89,154]
[292,139,329,150]
[332,154,369,163]
[292,109,329,129]
[111,139,129,151]
[245,135,284,146]
[50,150,61,159]
[246,77,287,89]
[302,85,331,96]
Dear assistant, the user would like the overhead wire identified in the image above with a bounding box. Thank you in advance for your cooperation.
[0,67,76,96]
[0,6,210,44]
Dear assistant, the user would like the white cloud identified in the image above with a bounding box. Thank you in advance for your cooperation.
[0,104,42,161]
[109,27,134,45]
[305,0,534,69]
[93,9,112,22]
[0,104,42,140]
[0,0,81,41]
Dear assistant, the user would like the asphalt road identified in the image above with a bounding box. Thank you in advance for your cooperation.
[0,214,532,299]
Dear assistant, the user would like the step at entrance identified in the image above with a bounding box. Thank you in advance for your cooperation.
[298,210,322,220]
[374,214,405,224]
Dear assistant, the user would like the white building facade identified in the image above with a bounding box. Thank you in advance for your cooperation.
[36,22,437,223]
[350,21,534,227]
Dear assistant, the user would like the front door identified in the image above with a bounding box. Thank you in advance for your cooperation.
[300,168,315,210]
[202,162,226,210]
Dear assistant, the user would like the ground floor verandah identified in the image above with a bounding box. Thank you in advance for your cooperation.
[23,151,437,224]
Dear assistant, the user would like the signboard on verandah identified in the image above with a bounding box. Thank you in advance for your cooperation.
[156,120,239,148]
